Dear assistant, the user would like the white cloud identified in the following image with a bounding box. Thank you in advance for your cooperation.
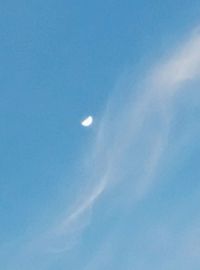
[51,29,200,249]
[7,28,200,269]
[151,31,200,92]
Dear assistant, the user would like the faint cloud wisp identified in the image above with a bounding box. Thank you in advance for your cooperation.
[52,29,200,250]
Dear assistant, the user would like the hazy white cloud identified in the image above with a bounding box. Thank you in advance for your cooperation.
[151,30,200,92]
[57,175,107,235]
[51,29,200,248]
[7,28,200,269]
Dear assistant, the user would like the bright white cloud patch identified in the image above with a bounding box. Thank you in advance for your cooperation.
[81,116,93,127]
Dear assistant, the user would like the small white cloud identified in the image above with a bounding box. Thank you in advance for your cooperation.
[81,116,93,127]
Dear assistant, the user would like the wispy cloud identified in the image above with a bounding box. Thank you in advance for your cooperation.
[6,28,200,270]
[51,29,200,249]
[151,31,200,91]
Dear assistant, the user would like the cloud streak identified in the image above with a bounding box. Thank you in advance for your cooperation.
[6,28,200,270]
[52,29,200,248]
[151,30,200,91]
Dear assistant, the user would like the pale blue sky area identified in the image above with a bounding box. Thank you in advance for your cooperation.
[1,1,200,269]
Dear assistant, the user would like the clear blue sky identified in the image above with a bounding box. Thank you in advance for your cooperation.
[1,1,200,269]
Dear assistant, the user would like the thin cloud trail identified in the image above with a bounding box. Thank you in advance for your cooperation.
[150,30,200,92]
[7,29,200,266]
[57,174,107,234]
[50,29,200,249]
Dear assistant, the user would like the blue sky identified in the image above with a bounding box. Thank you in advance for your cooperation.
[1,0,200,269]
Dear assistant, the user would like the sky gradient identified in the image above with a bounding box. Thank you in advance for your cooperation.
[1,1,200,269]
